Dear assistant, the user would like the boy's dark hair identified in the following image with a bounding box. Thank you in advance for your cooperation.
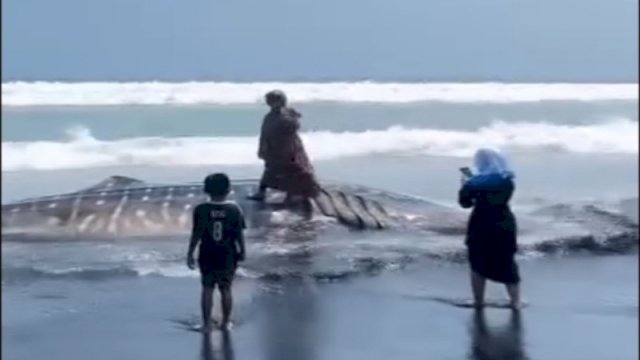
[203,173,231,197]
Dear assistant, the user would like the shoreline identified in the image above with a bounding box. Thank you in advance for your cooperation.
[3,254,637,360]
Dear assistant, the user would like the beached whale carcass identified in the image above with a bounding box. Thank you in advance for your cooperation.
[1,175,402,240]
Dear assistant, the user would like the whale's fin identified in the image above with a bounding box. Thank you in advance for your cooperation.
[80,175,146,192]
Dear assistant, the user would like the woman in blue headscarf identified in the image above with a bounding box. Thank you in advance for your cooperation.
[458,148,521,309]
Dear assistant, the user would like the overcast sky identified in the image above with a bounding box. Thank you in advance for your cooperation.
[2,0,638,82]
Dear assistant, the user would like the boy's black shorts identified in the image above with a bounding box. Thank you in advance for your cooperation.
[198,256,237,288]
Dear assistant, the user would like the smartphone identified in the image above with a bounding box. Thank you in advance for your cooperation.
[459,167,473,178]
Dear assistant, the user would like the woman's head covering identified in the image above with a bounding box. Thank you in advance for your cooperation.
[265,90,287,107]
[473,147,515,179]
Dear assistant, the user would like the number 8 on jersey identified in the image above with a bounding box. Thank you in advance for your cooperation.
[213,221,223,242]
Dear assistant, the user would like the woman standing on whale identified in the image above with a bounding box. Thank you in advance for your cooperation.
[247,90,320,212]
[458,147,521,309]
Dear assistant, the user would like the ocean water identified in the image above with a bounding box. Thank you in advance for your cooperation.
[2,82,639,359]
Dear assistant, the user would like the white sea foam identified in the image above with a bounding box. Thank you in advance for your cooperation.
[2,119,637,171]
[2,81,637,106]
[131,264,260,279]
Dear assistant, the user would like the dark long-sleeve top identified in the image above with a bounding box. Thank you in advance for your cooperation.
[458,174,517,252]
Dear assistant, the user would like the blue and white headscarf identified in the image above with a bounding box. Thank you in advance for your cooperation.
[466,147,515,187]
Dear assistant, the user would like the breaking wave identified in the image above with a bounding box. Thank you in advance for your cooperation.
[2,82,637,106]
[2,119,637,171]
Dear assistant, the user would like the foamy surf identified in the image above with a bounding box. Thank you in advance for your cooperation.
[2,82,637,107]
[2,230,635,284]
[2,195,636,284]
[2,119,637,171]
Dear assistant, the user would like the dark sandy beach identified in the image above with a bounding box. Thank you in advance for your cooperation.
[3,254,637,360]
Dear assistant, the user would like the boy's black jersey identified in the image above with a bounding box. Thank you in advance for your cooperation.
[192,201,246,269]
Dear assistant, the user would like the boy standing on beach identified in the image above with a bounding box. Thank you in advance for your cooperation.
[187,173,246,332]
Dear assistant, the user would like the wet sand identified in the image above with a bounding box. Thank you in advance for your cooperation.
[2,254,637,360]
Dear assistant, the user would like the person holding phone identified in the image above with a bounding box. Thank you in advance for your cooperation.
[458,148,521,309]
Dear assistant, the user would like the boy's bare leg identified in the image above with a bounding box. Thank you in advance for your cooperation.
[219,285,233,330]
[506,283,521,309]
[471,271,486,308]
[201,286,214,332]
